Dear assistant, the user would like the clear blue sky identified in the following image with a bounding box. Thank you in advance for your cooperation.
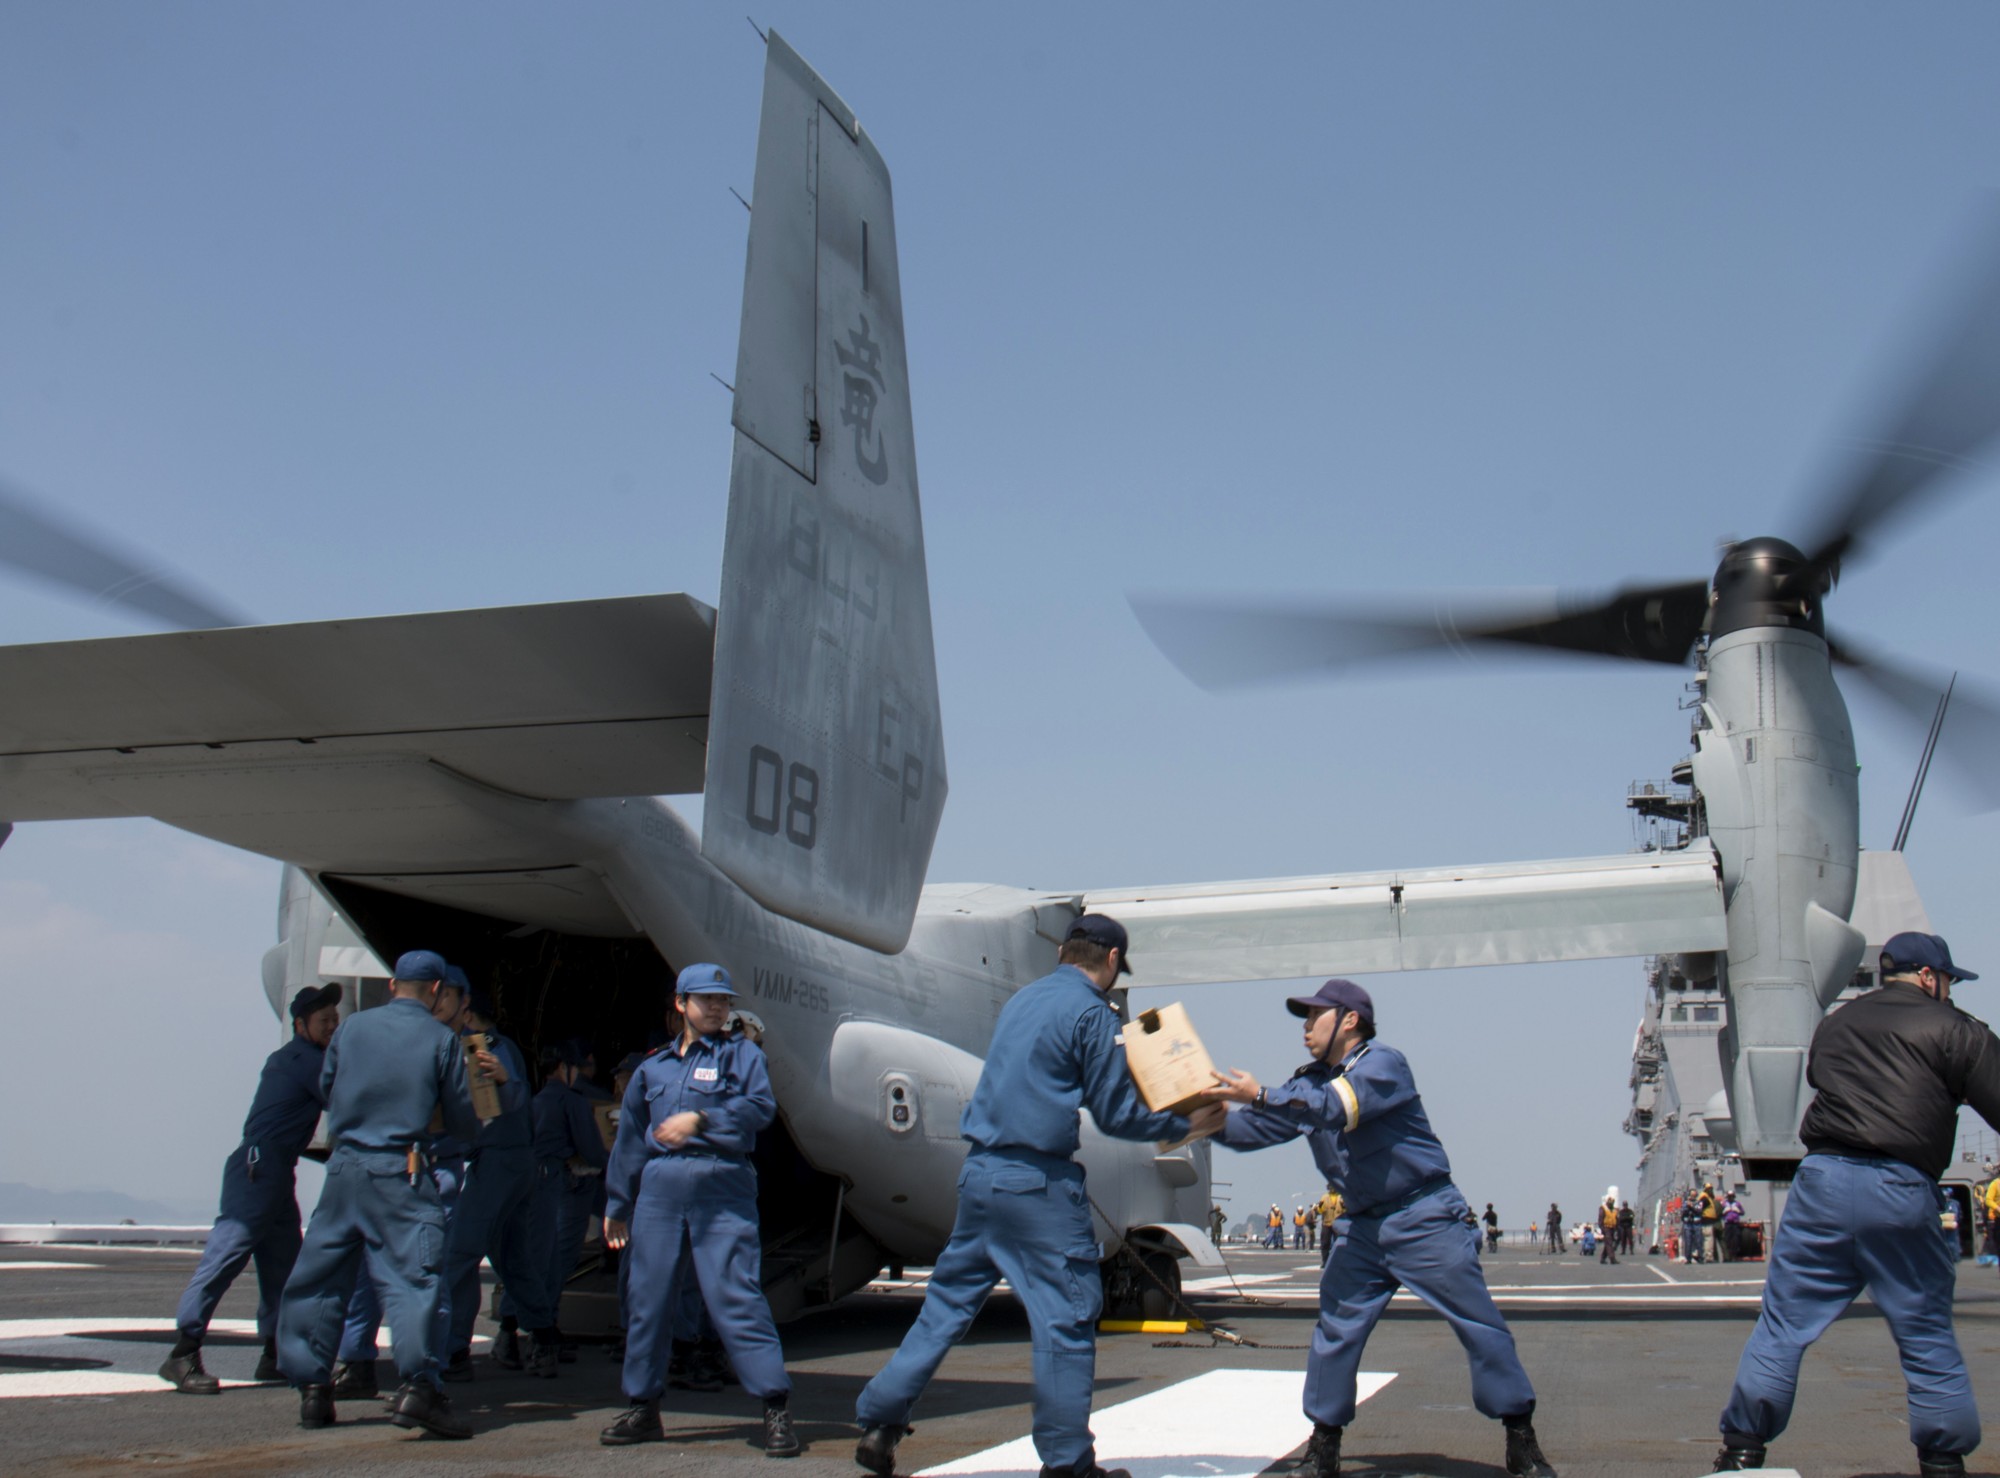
[3,3,1999,1231]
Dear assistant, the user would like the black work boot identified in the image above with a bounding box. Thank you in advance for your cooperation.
[855,1423,912,1475]
[1919,1450,1968,1478]
[526,1332,560,1379]
[389,1380,473,1439]
[331,1360,379,1400]
[494,1327,523,1370]
[253,1339,282,1382]
[1297,1423,1341,1478]
[765,1402,802,1458]
[1502,1412,1557,1477]
[1038,1464,1132,1478]
[298,1383,336,1429]
[439,1347,474,1383]
[601,1399,665,1446]
[158,1347,221,1395]
[1710,1433,1766,1470]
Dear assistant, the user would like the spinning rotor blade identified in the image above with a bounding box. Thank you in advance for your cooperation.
[0,480,246,630]
[1797,200,2000,580]
[1130,579,1710,691]
[1831,631,2000,812]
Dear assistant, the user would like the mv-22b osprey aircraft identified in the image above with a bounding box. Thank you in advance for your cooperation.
[19,30,1948,1316]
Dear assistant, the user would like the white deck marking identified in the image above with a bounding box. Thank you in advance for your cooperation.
[1181,1271,1292,1291]
[1484,1278,1764,1292]
[0,1316,261,1340]
[0,1317,265,1400]
[0,1370,262,1398]
[0,1315,487,1399]
[1216,1275,1765,1304]
[0,1262,94,1271]
[1648,1264,1679,1285]
[917,1368,1395,1478]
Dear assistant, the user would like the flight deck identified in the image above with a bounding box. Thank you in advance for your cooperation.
[5,1240,1998,1476]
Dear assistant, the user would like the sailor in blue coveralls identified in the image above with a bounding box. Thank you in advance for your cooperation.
[328,966,472,1402]
[1204,979,1557,1478]
[159,983,341,1394]
[853,915,1228,1478]
[524,1037,609,1362]
[600,963,800,1456]
[438,981,562,1378]
[273,949,483,1439]
[1714,933,2000,1477]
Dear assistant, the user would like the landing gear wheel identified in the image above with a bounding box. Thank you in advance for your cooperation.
[1100,1258,1141,1322]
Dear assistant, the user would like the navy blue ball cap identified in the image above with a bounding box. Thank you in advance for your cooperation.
[614,1050,645,1075]
[1882,931,1978,982]
[1066,913,1134,975]
[677,962,735,995]
[466,987,497,1020]
[444,965,470,992]
[1286,978,1375,1022]
[289,982,341,1019]
[392,949,451,983]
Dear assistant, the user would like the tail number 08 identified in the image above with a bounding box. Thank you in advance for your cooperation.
[746,747,818,850]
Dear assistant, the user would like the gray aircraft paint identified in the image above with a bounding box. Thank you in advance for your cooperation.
[1692,624,1866,1170]
[706,37,947,957]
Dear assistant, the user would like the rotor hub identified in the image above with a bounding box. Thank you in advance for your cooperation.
[1710,536,1829,643]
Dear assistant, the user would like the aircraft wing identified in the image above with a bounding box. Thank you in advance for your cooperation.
[1081,843,1727,987]
[0,594,713,874]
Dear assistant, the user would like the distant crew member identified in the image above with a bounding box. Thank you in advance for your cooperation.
[160,983,340,1394]
[600,964,798,1455]
[527,1037,610,1359]
[1719,1193,1743,1263]
[274,950,482,1439]
[439,980,560,1379]
[1597,1198,1620,1265]
[1714,933,2000,1475]
[1699,1182,1721,1263]
[1204,979,1557,1478]
[1483,1203,1501,1255]
[1319,1188,1342,1263]
[1544,1204,1562,1255]
[330,966,471,1401]
[852,915,1226,1478]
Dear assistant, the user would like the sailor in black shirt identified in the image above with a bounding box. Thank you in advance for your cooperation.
[1714,932,2000,1476]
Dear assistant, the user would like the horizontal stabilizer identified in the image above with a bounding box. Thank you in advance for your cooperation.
[0,595,714,869]
[1082,843,1727,987]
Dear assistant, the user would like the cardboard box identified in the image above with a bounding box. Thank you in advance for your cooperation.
[1120,1001,1217,1117]
[462,1032,502,1122]
[592,1101,620,1153]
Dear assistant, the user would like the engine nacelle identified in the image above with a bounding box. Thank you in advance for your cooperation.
[823,1018,1215,1265]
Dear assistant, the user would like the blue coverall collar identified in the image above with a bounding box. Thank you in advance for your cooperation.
[1052,962,1110,995]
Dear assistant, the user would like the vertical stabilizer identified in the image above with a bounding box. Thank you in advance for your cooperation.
[703,33,947,954]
